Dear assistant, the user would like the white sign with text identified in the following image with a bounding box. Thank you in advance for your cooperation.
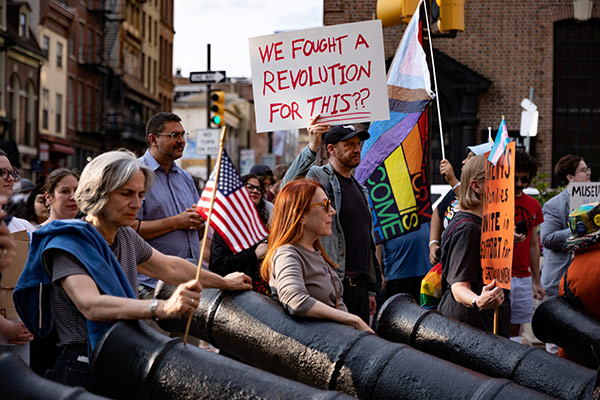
[195,129,220,156]
[249,20,389,132]
[569,182,600,212]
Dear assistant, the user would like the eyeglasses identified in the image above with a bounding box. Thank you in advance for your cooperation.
[245,183,264,193]
[577,167,592,174]
[310,199,332,210]
[515,175,530,185]
[153,132,188,140]
[0,168,19,181]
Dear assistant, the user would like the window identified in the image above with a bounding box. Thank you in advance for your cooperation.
[18,12,27,38]
[68,78,74,128]
[86,86,92,131]
[88,28,93,63]
[79,23,84,61]
[56,42,63,68]
[77,82,83,130]
[95,88,101,131]
[553,20,600,184]
[42,35,49,54]
[69,30,75,56]
[56,93,63,133]
[42,89,49,130]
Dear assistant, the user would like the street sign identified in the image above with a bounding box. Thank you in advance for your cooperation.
[195,129,220,156]
[519,98,538,137]
[189,70,226,84]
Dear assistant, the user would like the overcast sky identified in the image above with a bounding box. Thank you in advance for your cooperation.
[173,0,324,79]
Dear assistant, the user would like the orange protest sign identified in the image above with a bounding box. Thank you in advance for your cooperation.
[481,141,515,290]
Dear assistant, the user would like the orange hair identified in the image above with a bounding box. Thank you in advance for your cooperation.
[260,179,336,281]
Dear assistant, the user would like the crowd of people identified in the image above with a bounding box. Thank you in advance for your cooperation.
[0,111,596,393]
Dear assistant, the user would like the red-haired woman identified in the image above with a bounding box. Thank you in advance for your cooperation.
[261,179,373,332]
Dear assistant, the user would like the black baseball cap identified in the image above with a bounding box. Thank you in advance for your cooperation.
[324,125,370,146]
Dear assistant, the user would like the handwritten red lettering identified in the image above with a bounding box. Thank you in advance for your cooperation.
[277,70,289,91]
[269,102,302,122]
[263,71,275,95]
[259,41,284,63]
[354,34,369,50]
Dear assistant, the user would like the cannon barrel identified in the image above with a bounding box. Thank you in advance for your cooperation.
[0,353,107,400]
[532,295,600,370]
[91,319,352,400]
[374,293,596,400]
[155,284,552,400]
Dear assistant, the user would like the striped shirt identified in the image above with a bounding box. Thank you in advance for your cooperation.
[49,226,152,345]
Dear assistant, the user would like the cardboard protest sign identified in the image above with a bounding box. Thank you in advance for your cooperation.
[569,182,600,212]
[249,20,389,132]
[481,142,515,290]
[0,231,29,319]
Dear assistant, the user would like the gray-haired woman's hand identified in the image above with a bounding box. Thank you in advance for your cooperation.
[159,279,203,319]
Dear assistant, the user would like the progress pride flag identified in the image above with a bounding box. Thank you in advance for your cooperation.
[249,20,389,132]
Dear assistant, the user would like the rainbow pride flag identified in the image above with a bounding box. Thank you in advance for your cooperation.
[355,0,434,185]
[420,263,442,308]
[488,117,510,165]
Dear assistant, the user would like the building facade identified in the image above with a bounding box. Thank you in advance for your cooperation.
[3,1,45,176]
[324,0,600,185]
[36,0,73,172]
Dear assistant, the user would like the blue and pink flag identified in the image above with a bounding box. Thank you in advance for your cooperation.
[355,0,434,184]
[488,117,511,165]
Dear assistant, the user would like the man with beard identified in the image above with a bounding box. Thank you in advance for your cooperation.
[134,112,205,297]
[510,150,545,343]
[282,115,380,324]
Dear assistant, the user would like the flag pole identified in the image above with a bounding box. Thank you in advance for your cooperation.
[493,308,499,335]
[183,125,227,345]
[422,0,445,160]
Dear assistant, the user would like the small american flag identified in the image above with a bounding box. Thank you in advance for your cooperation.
[196,150,268,253]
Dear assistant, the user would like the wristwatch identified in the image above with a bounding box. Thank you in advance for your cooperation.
[149,299,159,321]
[471,296,480,311]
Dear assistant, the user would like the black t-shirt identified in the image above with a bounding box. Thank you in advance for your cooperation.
[335,171,371,276]
[437,211,510,336]
[436,188,458,229]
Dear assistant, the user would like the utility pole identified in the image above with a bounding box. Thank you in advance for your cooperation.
[206,44,212,181]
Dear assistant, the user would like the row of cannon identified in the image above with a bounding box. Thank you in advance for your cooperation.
[1,287,598,399]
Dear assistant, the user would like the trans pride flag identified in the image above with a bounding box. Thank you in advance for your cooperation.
[488,117,511,165]
[355,0,434,185]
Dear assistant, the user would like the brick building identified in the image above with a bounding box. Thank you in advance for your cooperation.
[324,0,600,185]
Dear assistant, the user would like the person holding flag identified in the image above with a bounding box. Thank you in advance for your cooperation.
[14,150,252,389]
[209,174,272,295]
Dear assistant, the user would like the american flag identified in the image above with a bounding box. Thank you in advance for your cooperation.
[196,150,268,253]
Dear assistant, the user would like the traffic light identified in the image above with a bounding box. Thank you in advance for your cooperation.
[377,0,420,28]
[436,0,464,32]
[210,90,225,127]
[376,0,464,32]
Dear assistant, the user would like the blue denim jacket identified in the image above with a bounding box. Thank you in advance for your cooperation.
[282,146,380,294]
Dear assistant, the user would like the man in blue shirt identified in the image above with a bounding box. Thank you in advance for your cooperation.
[134,112,205,297]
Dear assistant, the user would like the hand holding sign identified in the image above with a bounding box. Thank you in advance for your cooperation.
[476,280,505,310]
[307,114,330,152]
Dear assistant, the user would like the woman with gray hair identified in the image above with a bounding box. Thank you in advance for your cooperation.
[14,150,252,390]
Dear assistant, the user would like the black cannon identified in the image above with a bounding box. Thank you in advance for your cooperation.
[0,353,108,400]
[91,319,352,400]
[375,293,596,400]
[155,284,552,400]
[532,295,600,370]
